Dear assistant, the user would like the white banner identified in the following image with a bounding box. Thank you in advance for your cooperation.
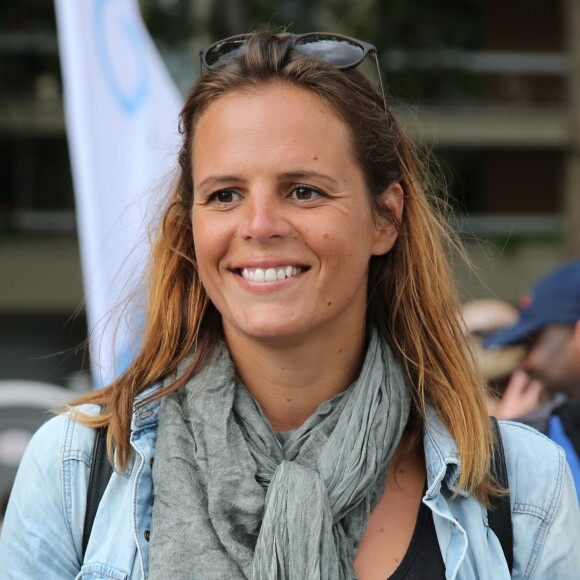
[54,0,182,386]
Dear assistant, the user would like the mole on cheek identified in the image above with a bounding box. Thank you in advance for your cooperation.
[312,154,318,160]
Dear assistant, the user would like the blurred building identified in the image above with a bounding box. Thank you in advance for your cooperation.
[0,0,579,391]
[0,4,88,388]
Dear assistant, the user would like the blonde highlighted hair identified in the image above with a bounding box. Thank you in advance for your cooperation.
[70,32,494,501]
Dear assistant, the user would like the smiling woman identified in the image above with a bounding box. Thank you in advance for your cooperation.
[191,83,402,430]
[1,31,579,580]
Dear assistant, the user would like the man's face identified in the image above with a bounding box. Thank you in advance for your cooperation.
[519,324,580,400]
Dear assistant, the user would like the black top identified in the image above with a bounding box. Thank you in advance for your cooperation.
[387,498,446,580]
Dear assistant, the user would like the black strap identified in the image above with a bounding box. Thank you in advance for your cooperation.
[487,417,513,574]
[82,426,113,558]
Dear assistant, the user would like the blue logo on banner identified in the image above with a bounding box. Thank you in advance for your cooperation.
[93,0,148,115]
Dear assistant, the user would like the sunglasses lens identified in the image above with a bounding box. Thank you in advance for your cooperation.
[205,38,248,68]
[294,35,366,69]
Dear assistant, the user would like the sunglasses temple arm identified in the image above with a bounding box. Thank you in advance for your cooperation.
[373,53,388,114]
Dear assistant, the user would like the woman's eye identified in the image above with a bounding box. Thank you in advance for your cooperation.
[289,185,322,201]
[209,190,240,204]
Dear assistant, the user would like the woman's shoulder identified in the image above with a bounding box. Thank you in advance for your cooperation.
[499,420,569,515]
[0,405,103,576]
[499,419,563,465]
[24,403,101,466]
[497,420,580,577]
[499,419,563,457]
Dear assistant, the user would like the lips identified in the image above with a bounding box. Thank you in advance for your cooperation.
[239,265,305,283]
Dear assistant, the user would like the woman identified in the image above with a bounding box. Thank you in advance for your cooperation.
[1,32,578,579]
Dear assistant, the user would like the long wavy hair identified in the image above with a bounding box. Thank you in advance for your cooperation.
[70,32,494,501]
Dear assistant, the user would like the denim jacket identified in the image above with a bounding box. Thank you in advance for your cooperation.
[1,381,579,579]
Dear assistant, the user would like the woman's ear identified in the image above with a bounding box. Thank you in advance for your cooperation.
[370,182,404,256]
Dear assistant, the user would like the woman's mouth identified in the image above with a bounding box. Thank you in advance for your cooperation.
[237,266,306,283]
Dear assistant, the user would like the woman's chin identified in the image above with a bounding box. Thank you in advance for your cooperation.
[223,316,308,346]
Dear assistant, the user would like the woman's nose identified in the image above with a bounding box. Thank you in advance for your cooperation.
[238,194,292,242]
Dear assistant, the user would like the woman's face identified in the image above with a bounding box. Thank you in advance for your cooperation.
[191,83,400,347]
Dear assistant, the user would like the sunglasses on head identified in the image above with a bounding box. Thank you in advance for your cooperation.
[199,32,387,111]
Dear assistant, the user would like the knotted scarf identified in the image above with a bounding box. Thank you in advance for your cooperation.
[149,330,411,579]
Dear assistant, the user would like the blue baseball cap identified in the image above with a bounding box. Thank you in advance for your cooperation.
[483,259,580,348]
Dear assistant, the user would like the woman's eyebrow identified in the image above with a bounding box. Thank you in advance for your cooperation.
[195,174,245,189]
[277,170,340,187]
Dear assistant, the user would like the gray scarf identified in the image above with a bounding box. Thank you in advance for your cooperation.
[149,330,411,579]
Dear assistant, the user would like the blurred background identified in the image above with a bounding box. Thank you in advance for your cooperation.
[1,0,580,518]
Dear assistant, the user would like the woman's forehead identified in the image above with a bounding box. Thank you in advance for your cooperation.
[191,84,356,176]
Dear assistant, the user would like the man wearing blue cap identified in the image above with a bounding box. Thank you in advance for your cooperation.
[484,259,580,499]
[484,259,580,401]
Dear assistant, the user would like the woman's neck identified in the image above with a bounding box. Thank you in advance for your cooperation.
[224,325,368,432]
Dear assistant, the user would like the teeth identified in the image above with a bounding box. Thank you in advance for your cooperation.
[241,266,303,283]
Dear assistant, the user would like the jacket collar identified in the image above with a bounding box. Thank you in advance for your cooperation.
[423,406,468,497]
[131,381,165,432]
